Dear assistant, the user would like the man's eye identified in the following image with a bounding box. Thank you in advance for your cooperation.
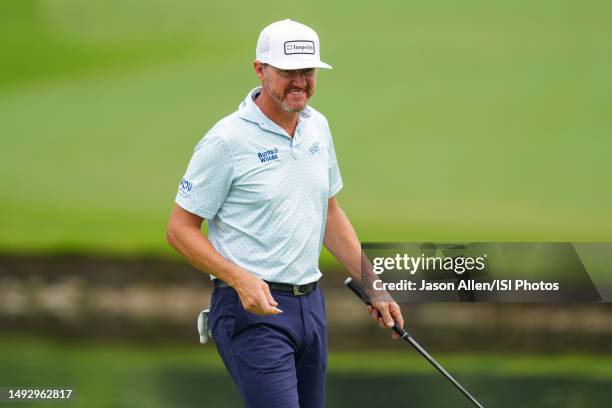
[278,69,314,76]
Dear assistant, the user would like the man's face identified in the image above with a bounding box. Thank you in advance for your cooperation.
[258,63,317,113]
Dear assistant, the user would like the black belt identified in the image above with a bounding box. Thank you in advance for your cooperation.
[213,279,318,296]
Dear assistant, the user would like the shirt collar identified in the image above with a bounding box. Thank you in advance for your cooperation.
[238,86,312,135]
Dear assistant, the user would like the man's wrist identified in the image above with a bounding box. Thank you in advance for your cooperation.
[222,267,251,290]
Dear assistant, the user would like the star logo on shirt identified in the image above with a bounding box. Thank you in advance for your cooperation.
[308,142,320,155]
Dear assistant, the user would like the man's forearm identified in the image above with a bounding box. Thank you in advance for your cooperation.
[167,224,246,287]
[323,202,363,280]
[323,201,390,300]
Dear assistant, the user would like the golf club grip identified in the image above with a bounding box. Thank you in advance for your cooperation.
[344,277,407,337]
[344,276,368,301]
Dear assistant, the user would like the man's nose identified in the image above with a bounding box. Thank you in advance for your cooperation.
[291,72,307,87]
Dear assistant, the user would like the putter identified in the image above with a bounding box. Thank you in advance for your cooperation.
[344,277,485,408]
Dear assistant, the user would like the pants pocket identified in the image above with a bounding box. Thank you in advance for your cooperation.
[209,288,239,341]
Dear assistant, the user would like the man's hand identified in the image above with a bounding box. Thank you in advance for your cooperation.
[367,301,405,340]
[232,272,282,316]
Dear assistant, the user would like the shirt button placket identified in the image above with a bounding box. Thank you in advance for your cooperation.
[291,127,301,160]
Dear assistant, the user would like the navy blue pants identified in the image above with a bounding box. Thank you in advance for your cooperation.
[209,284,327,408]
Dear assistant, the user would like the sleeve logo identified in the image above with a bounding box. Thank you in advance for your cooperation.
[178,177,193,196]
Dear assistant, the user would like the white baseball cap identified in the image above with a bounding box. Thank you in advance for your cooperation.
[256,19,332,70]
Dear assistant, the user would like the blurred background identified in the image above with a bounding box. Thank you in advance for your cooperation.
[1,0,611,407]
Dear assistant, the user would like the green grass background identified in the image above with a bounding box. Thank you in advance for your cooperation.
[2,336,612,407]
[1,0,611,263]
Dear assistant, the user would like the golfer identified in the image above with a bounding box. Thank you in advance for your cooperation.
[167,19,404,408]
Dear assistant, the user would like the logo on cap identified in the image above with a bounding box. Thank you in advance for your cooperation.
[284,41,315,55]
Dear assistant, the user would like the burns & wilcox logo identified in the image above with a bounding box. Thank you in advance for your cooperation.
[258,148,279,163]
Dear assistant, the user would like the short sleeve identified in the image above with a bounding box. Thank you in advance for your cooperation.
[326,122,343,198]
[175,132,234,219]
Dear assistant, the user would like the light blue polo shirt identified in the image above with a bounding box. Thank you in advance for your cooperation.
[176,87,343,285]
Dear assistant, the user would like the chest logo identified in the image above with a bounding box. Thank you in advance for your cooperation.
[257,148,279,163]
[308,142,320,155]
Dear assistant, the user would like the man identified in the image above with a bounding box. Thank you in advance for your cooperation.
[167,19,404,408]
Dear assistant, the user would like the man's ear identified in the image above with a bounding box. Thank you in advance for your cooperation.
[253,61,266,81]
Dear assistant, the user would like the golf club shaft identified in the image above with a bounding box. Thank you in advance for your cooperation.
[344,277,485,408]
[404,336,484,408]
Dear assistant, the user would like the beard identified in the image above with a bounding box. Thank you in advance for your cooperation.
[263,81,312,113]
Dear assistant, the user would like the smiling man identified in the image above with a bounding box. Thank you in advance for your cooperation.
[166,19,404,408]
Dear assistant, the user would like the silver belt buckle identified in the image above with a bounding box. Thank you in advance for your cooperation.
[292,285,306,296]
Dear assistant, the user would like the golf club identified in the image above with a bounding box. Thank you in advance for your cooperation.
[344,277,485,408]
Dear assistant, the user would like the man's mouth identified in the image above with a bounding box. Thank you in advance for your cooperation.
[287,88,306,96]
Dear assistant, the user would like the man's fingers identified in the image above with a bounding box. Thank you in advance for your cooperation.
[259,293,281,315]
[236,275,281,316]
[378,305,395,327]
[244,288,281,316]
[370,302,401,333]
[369,302,404,338]
[367,305,377,320]
[262,305,282,315]
[262,283,278,307]
[251,303,282,316]
[390,302,404,328]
